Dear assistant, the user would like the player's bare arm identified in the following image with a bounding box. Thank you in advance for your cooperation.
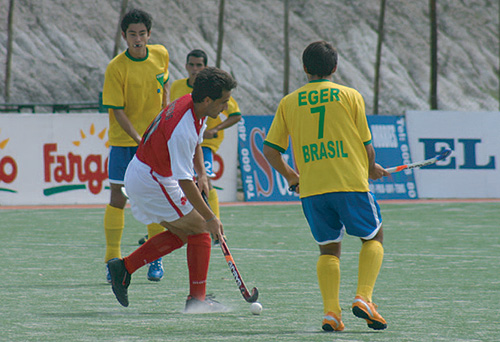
[365,143,390,180]
[178,179,223,241]
[162,80,171,108]
[203,114,242,139]
[112,109,142,144]
[193,144,209,195]
[263,144,300,191]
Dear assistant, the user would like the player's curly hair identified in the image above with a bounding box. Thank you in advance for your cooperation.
[121,8,153,34]
[192,67,237,103]
[302,41,338,78]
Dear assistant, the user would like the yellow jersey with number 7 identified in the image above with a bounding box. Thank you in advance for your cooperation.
[264,79,372,198]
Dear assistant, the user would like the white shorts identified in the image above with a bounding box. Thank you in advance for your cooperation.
[124,156,194,224]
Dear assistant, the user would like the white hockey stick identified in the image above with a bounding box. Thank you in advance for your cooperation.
[386,148,452,173]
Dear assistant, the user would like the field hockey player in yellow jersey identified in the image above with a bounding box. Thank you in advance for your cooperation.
[102,8,169,283]
[170,49,241,218]
[263,41,390,332]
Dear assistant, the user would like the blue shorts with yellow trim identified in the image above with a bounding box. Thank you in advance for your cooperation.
[108,146,138,184]
[301,191,382,245]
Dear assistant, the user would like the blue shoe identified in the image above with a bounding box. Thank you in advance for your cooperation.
[105,262,112,284]
[147,258,164,281]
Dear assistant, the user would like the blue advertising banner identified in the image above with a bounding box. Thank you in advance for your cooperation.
[238,115,418,202]
[237,116,299,201]
[367,115,418,200]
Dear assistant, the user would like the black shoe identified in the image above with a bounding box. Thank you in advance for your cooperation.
[138,234,148,245]
[108,258,131,307]
[184,294,228,313]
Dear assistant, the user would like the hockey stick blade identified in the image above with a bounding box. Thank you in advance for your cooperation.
[220,239,259,303]
[386,148,452,173]
[435,148,452,161]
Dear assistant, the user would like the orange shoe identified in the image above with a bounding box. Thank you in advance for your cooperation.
[322,312,345,332]
[352,296,387,330]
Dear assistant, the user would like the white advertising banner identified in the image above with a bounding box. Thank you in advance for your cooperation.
[406,111,500,198]
[0,114,109,205]
[0,114,238,206]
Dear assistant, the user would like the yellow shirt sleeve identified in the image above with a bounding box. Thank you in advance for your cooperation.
[170,78,192,102]
[201,96,241,152]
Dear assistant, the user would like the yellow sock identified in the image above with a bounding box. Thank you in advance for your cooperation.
[317,254,341,315]
[356,240,384,302]
[104,204,124,262]
[147,222,164,239]
[208,188,220,219]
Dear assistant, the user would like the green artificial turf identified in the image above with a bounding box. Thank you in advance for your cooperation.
[0,202,498,341]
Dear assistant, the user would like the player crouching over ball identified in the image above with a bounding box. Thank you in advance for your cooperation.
[107,67,236,313]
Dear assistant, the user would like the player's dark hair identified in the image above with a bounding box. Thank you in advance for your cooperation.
[192,67,237,103]
[186,49,208,66]
[302,41,338,77]
[121,9,153,34]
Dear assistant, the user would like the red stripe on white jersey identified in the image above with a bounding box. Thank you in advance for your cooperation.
[149,170,184,218]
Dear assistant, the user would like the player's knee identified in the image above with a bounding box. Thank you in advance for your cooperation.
[362,227,383,245]
[372,226,383,244]
[109,184,128,207]
[177,210,207,235]
[319,242,341,258]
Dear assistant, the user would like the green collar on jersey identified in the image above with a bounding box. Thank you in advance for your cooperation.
[125,47,149,62]
[309,79,331,83]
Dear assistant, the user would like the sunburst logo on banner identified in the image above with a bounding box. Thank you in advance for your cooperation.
[72,123,109,148]
[43,123,109,196]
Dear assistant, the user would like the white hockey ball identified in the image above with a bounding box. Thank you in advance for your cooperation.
[250,302,263,315]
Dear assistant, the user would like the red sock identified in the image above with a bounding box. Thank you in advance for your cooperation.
[187,233,212,301]
[124,230,184,274]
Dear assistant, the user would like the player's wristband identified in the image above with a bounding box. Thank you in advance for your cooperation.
[205,216,217,223]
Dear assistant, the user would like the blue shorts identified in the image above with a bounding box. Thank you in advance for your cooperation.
[202,146,216,178]
[301,192,382,244]
[108,146,138,184]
